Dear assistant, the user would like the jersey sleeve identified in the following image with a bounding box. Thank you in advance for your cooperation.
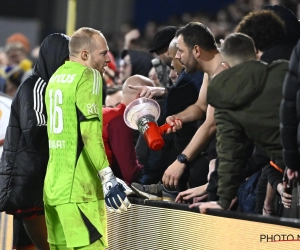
[75,68,109,172]
[76,68,103,121]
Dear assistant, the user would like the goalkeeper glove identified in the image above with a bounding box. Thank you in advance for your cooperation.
[98,167,132,213]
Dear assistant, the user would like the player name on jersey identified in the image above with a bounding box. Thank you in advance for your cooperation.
[49,140,66,149]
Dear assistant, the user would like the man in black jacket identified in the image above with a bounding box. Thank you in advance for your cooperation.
[280,39,300,208]
[0,33,70,250]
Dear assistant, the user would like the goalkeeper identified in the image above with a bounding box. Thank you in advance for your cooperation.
[44,27,132,250]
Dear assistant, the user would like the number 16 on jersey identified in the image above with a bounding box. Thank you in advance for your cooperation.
[49,89,63,134]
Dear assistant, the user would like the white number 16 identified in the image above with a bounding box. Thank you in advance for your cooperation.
[49,89,63,134]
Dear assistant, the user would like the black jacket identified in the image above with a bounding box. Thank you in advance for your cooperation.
[135,70,203,184]
[280,39,300,171]
[261,5,300,64]
[0,34,69,211]
[207,60,288,209]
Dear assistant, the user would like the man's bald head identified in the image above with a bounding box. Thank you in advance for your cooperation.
[123,75,155,94]
[168,37,177,51]
[168,37,183,75]
[122,75,155,105]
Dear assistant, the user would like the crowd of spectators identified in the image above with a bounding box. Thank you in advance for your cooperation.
[106,0,300,62]
[1,0,300,248]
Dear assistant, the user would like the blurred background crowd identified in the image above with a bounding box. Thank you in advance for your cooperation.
[0,0,299,98]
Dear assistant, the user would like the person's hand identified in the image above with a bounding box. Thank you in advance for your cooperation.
[98,167,132,213]
[162,160,185,189]
[128,85,165,99]
[277,182,292,209]
[124,29,140,49]
[165,116,182,133]
[129,85,154,98]
[199,201,223,213]
[175,185,207,203]
[189,201,205,209]
[286,168,299,181]
[193,194,208,203]
[125,29,140,43]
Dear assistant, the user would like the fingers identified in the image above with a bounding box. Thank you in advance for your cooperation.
[166,127,172,134]
[281,191,292,208]
[117,194,129,212]
[162,172,171,188]
[166,116,176,126]
[189,202,203,209]
[106,195,131,213]
[105,198,121,213]
[173,178,178,190]
[166,116,174,126]
[282,191,292,199]
[128,85,138,90]
[105,204,116,213]
[139,88,148,98]
[165,117,181,132]
[123,197,132,209]
[162,162,184,189]
[163,176,177,190]
[172,119,182,132]
[138,88,152,98]
[105,181,132,213]
[286,169,300,181]
[199,201,221,214]
[193,194,208,203]
[128,85,154,99]
[199,204,208,214]
[182,193,193,201]
[175,193,183,203]
[175,190,191,203]
[282,198,291,208]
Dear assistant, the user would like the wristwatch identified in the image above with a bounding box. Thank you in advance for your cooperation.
[177,153,189,165]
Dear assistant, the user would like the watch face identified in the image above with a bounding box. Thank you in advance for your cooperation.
[177,154,187,164]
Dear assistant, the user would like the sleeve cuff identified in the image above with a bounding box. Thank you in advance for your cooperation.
[217,198,232,210]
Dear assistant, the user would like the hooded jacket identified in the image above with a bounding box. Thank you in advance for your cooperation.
[261,5,300,64]
[280,39,300,171]
[122,49,154,77]
[207,60,288,210]
[0,33,69,212]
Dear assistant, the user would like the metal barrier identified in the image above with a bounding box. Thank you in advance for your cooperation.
[107,198,300,250]
[2,198,300,250]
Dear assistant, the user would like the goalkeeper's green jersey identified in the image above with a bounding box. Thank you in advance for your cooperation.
[44,61,109,206]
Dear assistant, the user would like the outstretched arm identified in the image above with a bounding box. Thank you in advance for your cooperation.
[162,104,216,189]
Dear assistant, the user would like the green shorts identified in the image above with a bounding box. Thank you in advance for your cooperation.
[45,201,107,249]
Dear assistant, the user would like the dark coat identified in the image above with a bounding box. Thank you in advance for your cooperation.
[135,70,203,184]
[207,60,288,209]
[0,34,69,211]
[261,5,300,64]
[280,39,300,171]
